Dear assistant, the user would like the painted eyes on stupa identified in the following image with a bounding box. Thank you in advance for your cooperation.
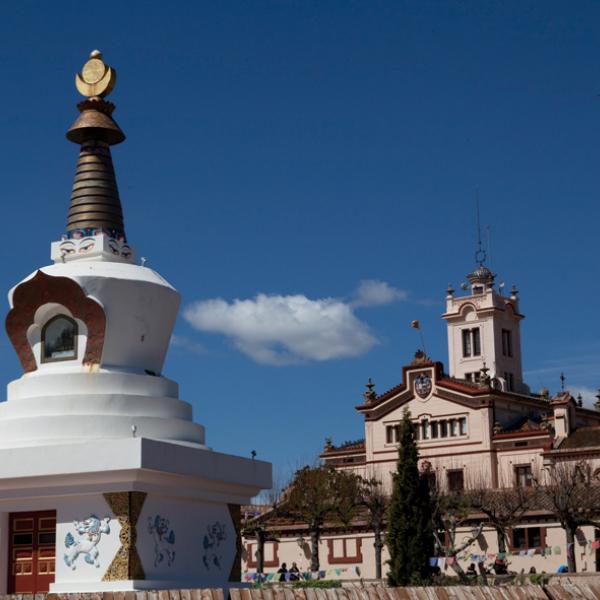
[59,241,76,256]
[79,238,95,253]
[59,238,132,259]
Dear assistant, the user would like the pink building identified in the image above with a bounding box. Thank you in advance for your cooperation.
[243,260,600,579]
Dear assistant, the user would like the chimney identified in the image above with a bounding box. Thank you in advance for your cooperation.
[550,392,576,445]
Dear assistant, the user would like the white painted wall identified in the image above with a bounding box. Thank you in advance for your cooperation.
[0,486,258,593]
[9,261,180,376]
[243,524,600,580]
[54,495,122,587]
[0,261,204,448]
[138,496,236,587]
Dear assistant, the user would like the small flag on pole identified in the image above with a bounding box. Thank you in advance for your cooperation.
[411,320,426,354]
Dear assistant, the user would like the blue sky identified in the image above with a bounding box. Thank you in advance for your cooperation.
[1,1,600,484]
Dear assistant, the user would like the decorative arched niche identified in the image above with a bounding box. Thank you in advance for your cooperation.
[41,315,78,362]
[460,303,478,322]
[5,270,106,373]
[26,304,88,367]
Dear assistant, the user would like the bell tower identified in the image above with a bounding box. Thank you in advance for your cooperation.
[442,251,527,393]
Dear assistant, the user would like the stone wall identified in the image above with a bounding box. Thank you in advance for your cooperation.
[1,583,600,600]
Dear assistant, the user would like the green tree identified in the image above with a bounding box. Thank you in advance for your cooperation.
[386,409,433,585]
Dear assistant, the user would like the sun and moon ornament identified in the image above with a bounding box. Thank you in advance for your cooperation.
[75,50,116,99]
[66,49,125,146]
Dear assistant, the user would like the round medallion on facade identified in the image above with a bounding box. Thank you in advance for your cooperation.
[415,372,432,399]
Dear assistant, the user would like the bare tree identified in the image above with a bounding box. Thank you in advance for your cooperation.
[533,459,600,572]
[252,466,291,506]
[431,489,484,583]
[242,518,278,575]
[465,469,531,555]
[245,467,290,574]
[359,476,390,579]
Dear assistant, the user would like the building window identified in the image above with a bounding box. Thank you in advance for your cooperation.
[386,424,401,444]
[246,541,279,568]
[449,418,458,437]
[386,425,393,444]
[447,469,464,492]
[511,527,544,550]
[504,372,514,391]
[440,420,448,437]
[327,538,363,564]
[41,315,77,363]
[515,465,533,488]
[462,329,472,357]
[416,417,467,440]
[502,329,513,357]
[462,328,481,358]
[472,328,481,356]
[465,372,481,384]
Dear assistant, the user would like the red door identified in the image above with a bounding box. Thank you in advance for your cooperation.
[7,511,56,593]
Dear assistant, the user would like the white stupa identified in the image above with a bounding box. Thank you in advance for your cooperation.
[0,51,271,594]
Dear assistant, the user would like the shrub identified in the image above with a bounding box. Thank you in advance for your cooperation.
[293,580,343,588]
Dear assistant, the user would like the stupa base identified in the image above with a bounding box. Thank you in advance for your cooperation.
[0,438,270,594]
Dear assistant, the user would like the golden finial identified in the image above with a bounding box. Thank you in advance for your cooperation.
[75,50,116,98]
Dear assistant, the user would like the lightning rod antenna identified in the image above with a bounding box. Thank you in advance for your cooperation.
[475,190,486,266]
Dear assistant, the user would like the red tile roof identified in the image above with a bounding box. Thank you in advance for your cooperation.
[322,439,366,455]
[558,426,600,450]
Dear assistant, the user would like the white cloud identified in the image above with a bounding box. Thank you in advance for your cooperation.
[570,386,598,410]
[352,279,408,308]
[183,293,377,365]
[524,354,600,407]
[170,334,206,355]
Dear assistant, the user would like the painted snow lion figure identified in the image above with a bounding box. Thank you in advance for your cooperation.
[148,515,176,567]
[64,515,111,569]
[202,521,226,570]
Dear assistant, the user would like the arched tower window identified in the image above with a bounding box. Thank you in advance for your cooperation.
[41,315,78,363]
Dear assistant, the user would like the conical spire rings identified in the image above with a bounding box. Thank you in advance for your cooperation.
[65,51,127,240]
[67,139,124,237]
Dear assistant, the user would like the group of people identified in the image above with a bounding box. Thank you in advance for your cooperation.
[465,561,539,579]
[276,562,301,582]
[271,559,560,583]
